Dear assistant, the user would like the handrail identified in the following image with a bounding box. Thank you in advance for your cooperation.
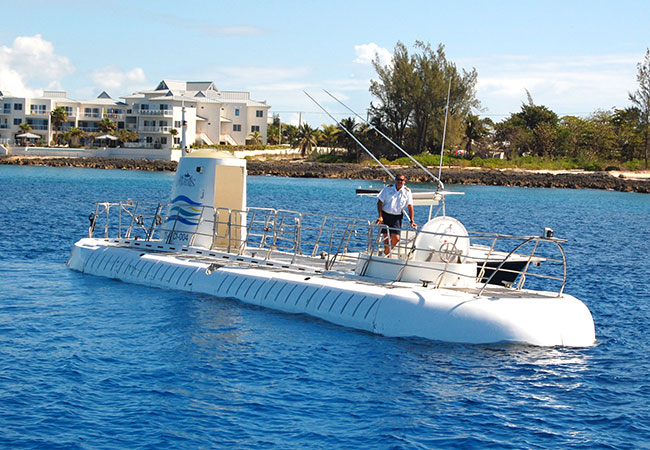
[85,200,569,295]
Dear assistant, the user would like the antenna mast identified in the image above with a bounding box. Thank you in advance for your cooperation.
[303,91,395,181]
[323,89,444,190]
[438,78,452,182]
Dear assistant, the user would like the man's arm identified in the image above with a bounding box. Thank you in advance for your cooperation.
[376,200,384,223]
[408,203,417,228]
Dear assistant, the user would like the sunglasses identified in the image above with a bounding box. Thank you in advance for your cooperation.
[396,178,406,182]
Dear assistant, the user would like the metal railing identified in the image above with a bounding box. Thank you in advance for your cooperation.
[135,110,173,116]
[139,126,171,133]
[86,201,568,295]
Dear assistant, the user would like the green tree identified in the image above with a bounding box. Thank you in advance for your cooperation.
[98,118,116,134]
[18,122,32,133]
[557,115,591,159]
[337,117,360,161]
[248,130,262,145]
[629,48,650,168]
[297,123,318,157]
[283,124,299,148]
[50,106,68,145]
[169,128,178,146]
[62,127,84,147]
[611,108,642,161]
[320,124,340,150]
[370,42,415,148]
[116,129,138,144]
[463,114,490,154]
[266,114,282,145]
[369,41,480,155]
[496,98,559,157]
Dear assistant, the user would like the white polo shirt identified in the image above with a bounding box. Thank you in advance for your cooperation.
[378,184,413,215]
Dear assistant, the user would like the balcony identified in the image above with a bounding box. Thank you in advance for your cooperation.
[27,125,48,131]
[83,113,102,119]
[0,124,9,129]
[135,109,173,117]
[29,109,50,116]
[104,113,125,120]
[139,126,171,133]
[1,110,11,116]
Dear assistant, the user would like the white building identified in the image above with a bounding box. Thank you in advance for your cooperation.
[0,80,270,149]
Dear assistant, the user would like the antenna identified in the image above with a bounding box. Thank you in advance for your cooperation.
[438,78,452,182]
[323,89,444,191]
[303,91,395,181]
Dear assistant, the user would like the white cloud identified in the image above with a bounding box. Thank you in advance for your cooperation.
[0,34,74,97]
[89,66,147,93]
[469,53,640,117]
[354,43,392,67]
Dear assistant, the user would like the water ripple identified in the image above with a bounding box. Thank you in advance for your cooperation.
[0,167,649,448]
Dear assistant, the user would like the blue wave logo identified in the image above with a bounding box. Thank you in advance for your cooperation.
[167,195,202,226]
[170,195,202,206]
[165,215,201,226]
[170,205,201,217]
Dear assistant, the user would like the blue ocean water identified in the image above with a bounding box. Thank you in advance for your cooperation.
[1,165,649,449]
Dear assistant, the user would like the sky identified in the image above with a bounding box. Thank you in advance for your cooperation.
[1,0,648,126]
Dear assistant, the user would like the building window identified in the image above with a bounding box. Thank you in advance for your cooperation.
[256,110,263,118]
[14,103,23,111]
[160,137,167,144]
[233,124,241,132]
[146,137,153,143]
[174,121,181,128]
[251,125,260,132]
[174,137,180,144]
[235,109,240,116]
[14,118,21,125]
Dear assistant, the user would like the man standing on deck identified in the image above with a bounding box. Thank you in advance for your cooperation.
[376,174,417,256]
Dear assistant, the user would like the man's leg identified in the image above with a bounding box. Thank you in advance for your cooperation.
[382,231,390,255]
[390,231,400,255]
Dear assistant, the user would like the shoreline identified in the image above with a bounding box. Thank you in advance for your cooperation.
[1,155,649,193]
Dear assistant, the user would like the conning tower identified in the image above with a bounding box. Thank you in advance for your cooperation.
[164,149,246,249]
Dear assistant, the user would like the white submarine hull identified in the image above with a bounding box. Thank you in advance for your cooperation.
[69,237,595,347]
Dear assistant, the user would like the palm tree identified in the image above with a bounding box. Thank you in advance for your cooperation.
[169,128,178,147]
[50,106,68,145]
[116,129,138,145]
[98,118,116,134]
[63,127,84,147]
[297,123,318,157]
[320,124,340,151]
[266,124,280,144]
[18,122,32,133]
[248,130,262,145]
[70,127,84,147]
[337,117,359,162]
[17,122,32,145]
[283,124,299,148]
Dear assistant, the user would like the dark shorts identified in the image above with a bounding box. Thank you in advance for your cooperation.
[381,211,403,235]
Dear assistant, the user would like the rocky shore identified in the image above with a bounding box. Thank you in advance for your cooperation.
[2,156,649,193]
